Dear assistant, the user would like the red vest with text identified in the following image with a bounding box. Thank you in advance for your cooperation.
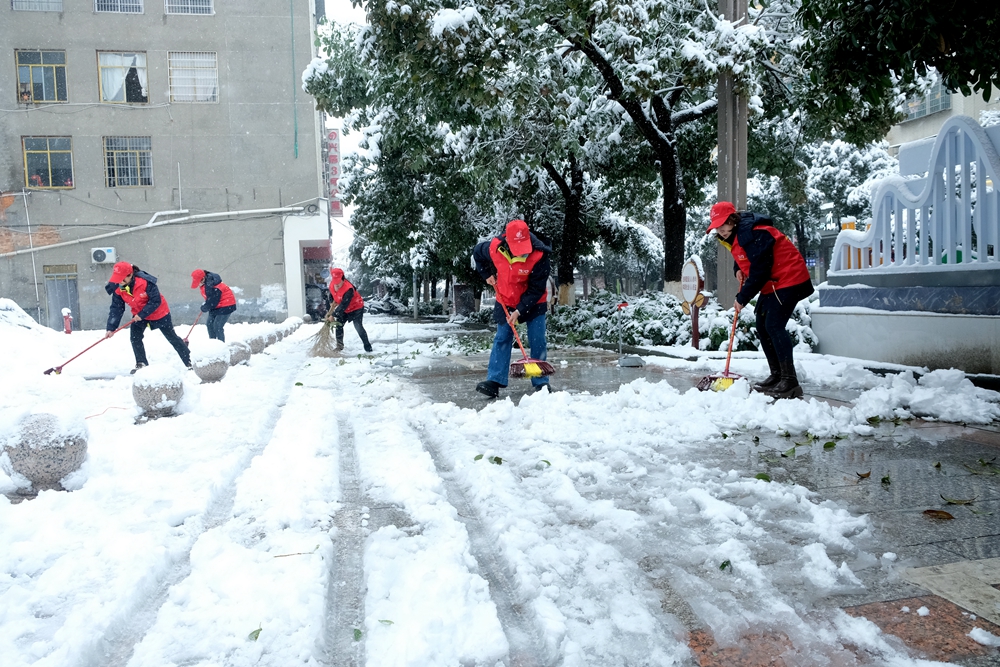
[731,226,812,294]
[201,282,237,308]
[489,238,547,309]
[330,280,364,313]
[117,275,169,320]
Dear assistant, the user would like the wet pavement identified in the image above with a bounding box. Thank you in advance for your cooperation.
[406,342,1000,666]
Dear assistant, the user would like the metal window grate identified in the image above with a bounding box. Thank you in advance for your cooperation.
[95,0,143,13]
[103,136,153,188]
[165,0,212,14]
[12,0,64,10]
[168,52,218,102]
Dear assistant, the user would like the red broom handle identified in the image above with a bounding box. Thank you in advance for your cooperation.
[183,311,203,342]
[44,322,131,374]
[499,303,531,362]
[723,277,745,376]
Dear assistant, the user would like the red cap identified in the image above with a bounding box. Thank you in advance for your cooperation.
[707,202,737,233]
[330,267,345,281]
[190,269,205,288]
[505,219,532,256]
[109,261,132,284]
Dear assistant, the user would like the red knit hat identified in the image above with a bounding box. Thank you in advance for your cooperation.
[707,202,737,233]
[190,269,206,288]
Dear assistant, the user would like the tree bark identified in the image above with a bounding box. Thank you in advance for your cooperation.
[543,154,584,303]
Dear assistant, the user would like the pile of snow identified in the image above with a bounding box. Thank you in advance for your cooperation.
[190,339,231,365]
[0,298,44,331]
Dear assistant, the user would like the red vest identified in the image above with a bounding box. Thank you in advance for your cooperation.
[201,282,236,308]
[117,275,169,320]
[330,279,364,313]
[730,226,812,294]
[489,238,547,308]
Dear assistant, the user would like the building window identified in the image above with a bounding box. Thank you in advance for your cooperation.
[168,52,218,102]
[23,137,74,189]
[16,50,68,104]
[165,0,212,14]
[95,0,143,13]
[98,52,148,104]
[103,136,153,187]
[13,0,64,10]
[905,81,952,121]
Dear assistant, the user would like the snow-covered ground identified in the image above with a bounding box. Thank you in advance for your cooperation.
[2,298,999,667]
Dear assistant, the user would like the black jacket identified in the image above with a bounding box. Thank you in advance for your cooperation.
[105,269,163,329]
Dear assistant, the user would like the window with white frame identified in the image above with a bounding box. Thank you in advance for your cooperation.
[13,0,64,10]
[165,0,212,14]
[905,81,952,121]
[16,49,68,103]
[103,136,153,187]
[98,52,148,104]
[23,136,74,189]
[168,52,218,102]
[95,0,143,13]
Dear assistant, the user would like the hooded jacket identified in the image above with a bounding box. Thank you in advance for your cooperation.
[105,269,170,329]
[718,212,813,306]
[199,271,237,312]
[473,230,552,323]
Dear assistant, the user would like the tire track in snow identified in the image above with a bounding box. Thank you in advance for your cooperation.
[413,426,557,667]
[324,417,368,667]
[91,354,303,667]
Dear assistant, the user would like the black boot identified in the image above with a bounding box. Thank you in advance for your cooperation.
[753,366,781,392]
[476,380,501,398]
[765,361,803,399]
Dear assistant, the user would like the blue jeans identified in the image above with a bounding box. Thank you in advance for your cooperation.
[487,313,548,388]
[206,305,236,341]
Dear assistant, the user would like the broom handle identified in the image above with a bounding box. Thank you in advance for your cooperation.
[499,303,531,362]
[183,311,203,342]
[723,277,745,376]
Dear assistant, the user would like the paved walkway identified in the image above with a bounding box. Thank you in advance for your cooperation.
[408,342,1000,666]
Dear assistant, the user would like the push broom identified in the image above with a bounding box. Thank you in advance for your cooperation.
[500,303,555,379]
[43,322,132,375]
[697,278,745,392]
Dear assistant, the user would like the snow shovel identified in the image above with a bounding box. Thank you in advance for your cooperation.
[182,311,203,346]
[696,308,744,392]
[500,303,555,379]
[43,322,132,375]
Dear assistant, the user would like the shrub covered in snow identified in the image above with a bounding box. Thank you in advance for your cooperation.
[548,289,818,352]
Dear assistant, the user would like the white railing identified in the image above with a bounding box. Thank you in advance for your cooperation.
[830,116,1000,274]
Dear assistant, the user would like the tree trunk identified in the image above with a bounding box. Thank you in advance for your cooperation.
[660,142,687,283]
[543,155,585,304]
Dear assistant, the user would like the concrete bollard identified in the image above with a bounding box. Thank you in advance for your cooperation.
[248,336,266,354]
[2,413,88,492]
[132,366,185,419]
[228,341,251,366]
[191,339,230,383]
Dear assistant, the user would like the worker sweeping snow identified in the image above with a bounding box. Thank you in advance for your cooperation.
[472,219,554,398]
[707,202,814,399]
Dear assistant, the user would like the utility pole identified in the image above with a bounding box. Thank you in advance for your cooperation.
[717,0,748,307]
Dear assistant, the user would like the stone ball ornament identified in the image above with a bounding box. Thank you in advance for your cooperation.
[1,412,88,492]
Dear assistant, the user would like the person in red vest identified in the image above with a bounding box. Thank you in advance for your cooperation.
[472,218,552,398]
[708,202,814,399]
[191,269,238,342]
[104,261,191,373]
[327,268,372,352]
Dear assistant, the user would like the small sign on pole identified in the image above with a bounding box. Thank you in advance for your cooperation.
[680,259,706,348]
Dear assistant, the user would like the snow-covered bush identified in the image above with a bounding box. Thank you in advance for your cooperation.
[548,289,818,352]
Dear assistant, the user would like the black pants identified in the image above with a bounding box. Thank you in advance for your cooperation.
[206,305,237,341]
[336,309,372,352]
[131,313,191,366]
[755,280,813,366]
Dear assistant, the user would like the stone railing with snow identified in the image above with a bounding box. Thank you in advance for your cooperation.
[191,339,230,383]
[1,412,88,492]
[132,365,185,418]
[228,340,251,366]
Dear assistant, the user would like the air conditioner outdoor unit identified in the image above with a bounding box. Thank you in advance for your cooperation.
[91,247,117,264]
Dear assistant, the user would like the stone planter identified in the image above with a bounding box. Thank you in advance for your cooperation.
[2,413,88,491]
[132,366,185,418]
[248,336,266,354]
[228,341,251,366]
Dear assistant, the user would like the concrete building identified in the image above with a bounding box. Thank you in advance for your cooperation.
[886,82,1000,153]
[0,0,333,331]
